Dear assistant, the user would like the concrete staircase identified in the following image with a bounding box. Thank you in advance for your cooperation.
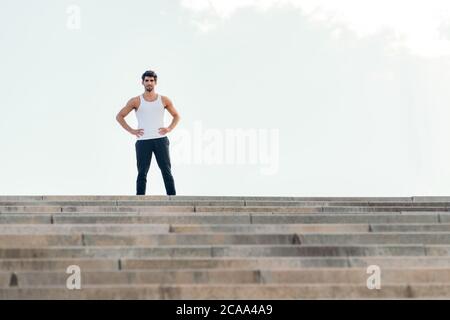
[1,195,450,299]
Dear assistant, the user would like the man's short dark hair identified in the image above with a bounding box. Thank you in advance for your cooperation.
[142,70,158,81]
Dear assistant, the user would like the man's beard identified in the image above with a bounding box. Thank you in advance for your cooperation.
[146,87,153,92]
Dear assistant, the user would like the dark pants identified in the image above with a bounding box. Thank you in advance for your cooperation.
[135,136,176,195]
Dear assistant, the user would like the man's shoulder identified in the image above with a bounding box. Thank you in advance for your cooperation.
[160,95,172,108]
[128,96,141,109]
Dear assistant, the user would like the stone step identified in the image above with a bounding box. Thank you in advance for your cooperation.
[0,224,172,234]
[0,214,52,224]
[0,213,442,225]
[3,205,450,214]
[53,214,252,224]
[5,222,450,234]
[299,233,450,245]
[0,200,246,207]
[3,200,450,207]
[0,206,196,214]
[53,213,440,224]
[0,234,300,247]
[0,235,82,247]
[0,213,445,225]
[195,206,450,213]
[3,268,450,288]
[170,223,450,233]
[171,223,450,233]
[0,196,417,201]
[172,224,371,234]
[370,224,450,232]
[121,256,450,270]
[0,273,10,287]
[413,196,450,202]
[4,212,283,217]
[6,256,450,272]
[83,234,299,246]
[1,283,449,299]
[2,270,259,287]
[0,258,119,271]
[245,201,450,207]
[3,195,450,203]
[0,233,450,247]
[252,213,440,224]
[0,244,432,259]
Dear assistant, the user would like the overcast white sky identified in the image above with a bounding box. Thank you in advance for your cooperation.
[1,0,450,197]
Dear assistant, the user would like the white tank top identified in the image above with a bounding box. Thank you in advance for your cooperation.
[135,94,166,140]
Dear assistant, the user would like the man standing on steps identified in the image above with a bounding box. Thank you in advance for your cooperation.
[116,70,180,195]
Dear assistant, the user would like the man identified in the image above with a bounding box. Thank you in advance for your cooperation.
[116,70,180,195]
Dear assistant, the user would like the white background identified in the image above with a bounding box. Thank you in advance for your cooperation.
[1,0,449,196]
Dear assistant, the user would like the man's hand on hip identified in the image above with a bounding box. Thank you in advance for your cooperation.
[158,127,172,135]
[130,128,144,138]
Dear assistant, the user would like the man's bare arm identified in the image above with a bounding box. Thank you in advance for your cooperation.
[116,97,143,137]
[160,96,181,134]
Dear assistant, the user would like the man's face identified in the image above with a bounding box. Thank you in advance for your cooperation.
[142,76,157,92]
